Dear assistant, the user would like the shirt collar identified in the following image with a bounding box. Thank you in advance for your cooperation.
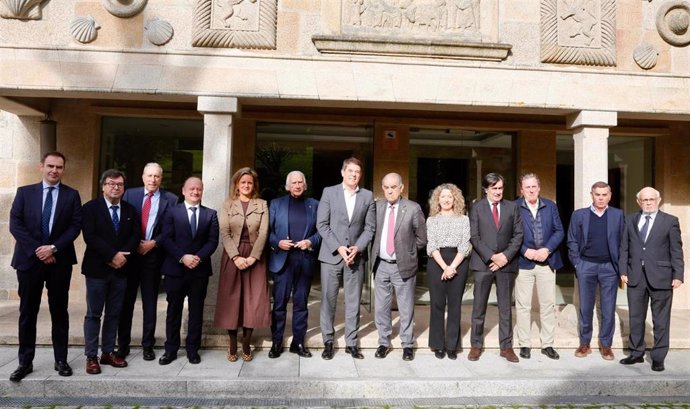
[184,201,199,209]
[342,183,359,194]
[42,181,60,189]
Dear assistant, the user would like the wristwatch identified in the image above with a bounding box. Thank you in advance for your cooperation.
[51,245,57,254]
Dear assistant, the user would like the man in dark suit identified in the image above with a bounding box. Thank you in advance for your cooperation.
[316,157,376,360]
[81,169,140,374]
[567,181,624,361]
[118,162,178,361]
[267,170,321,359]
[371,173,427,361]
[158,177,219,365]
[515,173,564,360]
[9,151,82,381]
[468,173,523,362]
[619,187,684,372]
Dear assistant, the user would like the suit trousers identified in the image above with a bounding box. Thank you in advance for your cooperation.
[626,270,673,362]
[471,269,516,350]
[427,248,468,352]
[515,264,557,348]
[164,274,209,355]
[576,260,618,347]
[320,259,364,346]
[16,264,72,365]
[271,251,314,345]
[84,273,127,358]
[118,251,164,350]
[374,260,416,348]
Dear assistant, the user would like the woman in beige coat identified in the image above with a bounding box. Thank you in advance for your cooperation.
[214,167,270,362]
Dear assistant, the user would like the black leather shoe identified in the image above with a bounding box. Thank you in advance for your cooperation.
[345,346,364,359]
[268,343,282,358]
[620,355,644,365]
[519,347,531,359]
[54,361,73,376]
[321,342,334,360]
[541,347,560,360]
[375,345,391,359]
[289,343,312,358]
[115,346,130,359]
[652,361,665,372]
[447,350,457,360]
[434,349,445,359]
[143,347,156,361]
[187,352,201,364]
[158,353,177,365]
[9,364,33,382]
[402,347,414,361]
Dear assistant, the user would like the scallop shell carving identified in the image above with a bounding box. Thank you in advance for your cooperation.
[70,16,100,44]
[633,44,659,70]
[0,0,45,20]
[145,18,174,46]
[101,0,147,18]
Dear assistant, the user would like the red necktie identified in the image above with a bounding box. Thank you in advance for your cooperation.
[492,201,499,228]
[141,191,153,238]
[386,205,396,256]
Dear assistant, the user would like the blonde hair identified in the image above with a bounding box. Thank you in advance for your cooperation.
[428,183,465,217]
[230,167,260,200]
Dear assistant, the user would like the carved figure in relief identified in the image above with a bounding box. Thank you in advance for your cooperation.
[448,0,478,31]
[220,0,257,28]
[404,0,447,31]
[559,0,598,46]
[360,0,403,29]
[348,0,364,25]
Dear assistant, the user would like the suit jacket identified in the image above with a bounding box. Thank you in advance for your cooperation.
[219,198,268,260]
[123,187,178,244]
[267,194,321,273]
[619,210,684,289]
[371,198,427,279]
[10,182,82,271]
[81,197,140,278]
[567,206,624,274]
[316,184,376,265]
[516,196,565,270]
[159,203,219,278]
[469,198,524,273]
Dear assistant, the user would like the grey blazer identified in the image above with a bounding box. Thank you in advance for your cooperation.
[371,198,427,279]
[316,184,376,265]
[469,198,523,273]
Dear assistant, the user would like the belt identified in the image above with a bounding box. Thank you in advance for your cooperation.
[379,258,396,264]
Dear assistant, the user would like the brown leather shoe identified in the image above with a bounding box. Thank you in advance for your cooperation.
[100,352,128,368]
[467,347,482,361]
[85,357,101,375]
[500,348,520,363]
[600,346,614,361]
[574,344,591,357]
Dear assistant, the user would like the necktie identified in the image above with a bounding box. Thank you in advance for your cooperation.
[41,186,55,242]
[386,205,396,256]
[639,214,651,243]
[141,191,153,238]
[492,201,499,228]
[111,205,120,234]
[190,207,197,238]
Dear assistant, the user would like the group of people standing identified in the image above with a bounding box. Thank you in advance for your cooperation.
[7,152,684,383]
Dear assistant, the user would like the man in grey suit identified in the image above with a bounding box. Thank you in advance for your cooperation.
[619,187,684,372]
[371,173,427,361]
[316,157,376,360]
[468,173,523,363]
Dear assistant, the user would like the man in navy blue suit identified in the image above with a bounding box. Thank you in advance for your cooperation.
[158,177,219,365]
[567,181,624,361]
[9,152,82,381]
[267,171,321,359]
[118,162,178,361]
[81,169,140,374]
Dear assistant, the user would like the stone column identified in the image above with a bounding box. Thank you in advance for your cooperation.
[567,111,617,209]
[197,96,239,341]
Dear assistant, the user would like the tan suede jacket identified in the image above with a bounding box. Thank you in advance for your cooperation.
[219,198,269,260]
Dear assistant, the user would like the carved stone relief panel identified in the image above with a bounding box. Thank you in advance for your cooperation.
[342,0,481,41]
[193,0,277,49]
[0,0,47,20]
[656,1,690,46]
[541,0,616,66]
[101,0,147,18]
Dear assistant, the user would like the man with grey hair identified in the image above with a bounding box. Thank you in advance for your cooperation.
[267,171,321,358]
[371,173,427,361]
[118,162,178,361]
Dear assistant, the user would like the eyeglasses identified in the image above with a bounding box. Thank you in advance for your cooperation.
[639,198,658,203]
[104,182,125,188]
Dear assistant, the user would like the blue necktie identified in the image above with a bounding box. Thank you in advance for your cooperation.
[111,205,120,234]
[41,186,55,242]
[639,214,651,243]
[190,207,197,238]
